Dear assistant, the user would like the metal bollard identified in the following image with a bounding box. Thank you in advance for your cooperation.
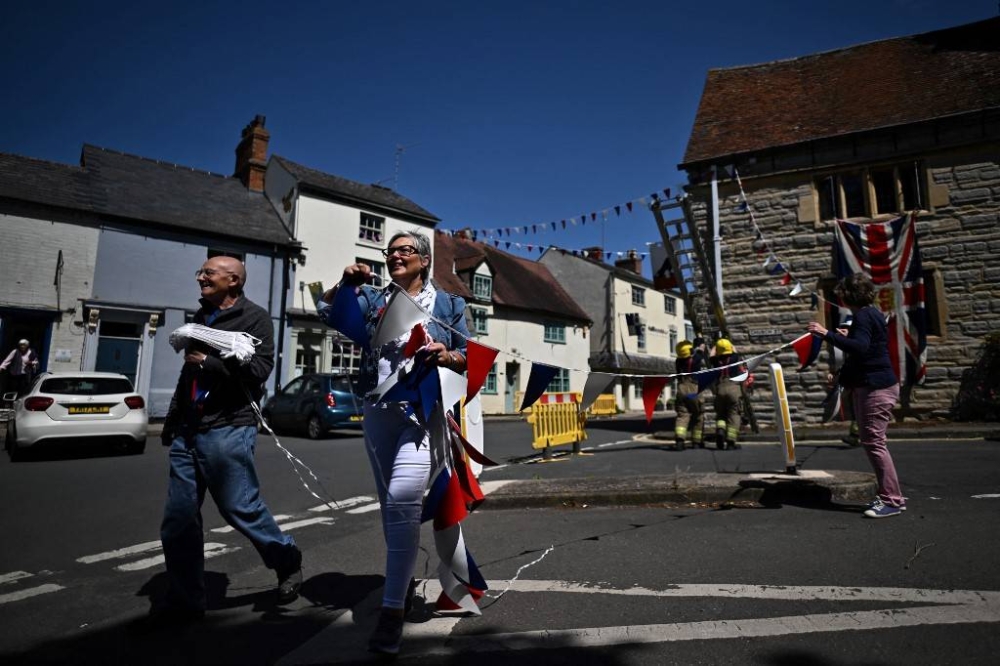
[768,362,797,474]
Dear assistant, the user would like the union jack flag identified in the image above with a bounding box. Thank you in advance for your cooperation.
[833,213,927,385]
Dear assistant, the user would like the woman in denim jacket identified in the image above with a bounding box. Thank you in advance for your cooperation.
[319,229,469,655]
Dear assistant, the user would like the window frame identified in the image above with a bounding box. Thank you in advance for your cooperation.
[471,306,489,335]
[663,294,676,315]
[543,322,566,344]
[482,363,498,394]
[358,212,385,246]
[473,274,493,300]
[549,368,570,393]
[631,285,646,307]
[817,161,926,221]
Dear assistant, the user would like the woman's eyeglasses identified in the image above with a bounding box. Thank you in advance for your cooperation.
[381,245,418,258]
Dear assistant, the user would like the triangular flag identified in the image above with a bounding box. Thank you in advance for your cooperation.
[580,373,615,413]
[465,340,500,402]
[372,288,427,348]
[810,293,819,310]
[642,376,669,424]
[614,205,621,216]
[769,263,785,276]
[780,273,792,286]
[326,284,370,347]
[791,333,823,370]
[439,367,467,414]
[789,282,803,297]
[402,323,429,358]
[520,364,559,411]
[626,202,633,212]
[763,255,772,268]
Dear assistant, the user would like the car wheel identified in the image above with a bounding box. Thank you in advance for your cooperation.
[6,423,23,461]
[127,439,146,455]
[307,414,325,440]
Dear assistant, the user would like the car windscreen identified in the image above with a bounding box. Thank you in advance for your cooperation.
[41,378,135,395]
[330,378,357,393]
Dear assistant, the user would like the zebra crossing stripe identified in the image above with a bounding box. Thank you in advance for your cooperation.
[114,543,240,572]
[0,571,33,585]
[77,541,162,564]
[0,584,65,605]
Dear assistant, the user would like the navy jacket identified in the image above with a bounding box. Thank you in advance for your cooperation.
[825,306,897,389]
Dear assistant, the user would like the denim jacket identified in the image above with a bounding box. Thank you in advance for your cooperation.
[319,283,470,397]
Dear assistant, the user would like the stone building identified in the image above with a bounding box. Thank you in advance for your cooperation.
[679,17,1000,423]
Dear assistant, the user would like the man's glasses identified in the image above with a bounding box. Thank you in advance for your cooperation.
[381,245,419,258]
[195,268,232,278]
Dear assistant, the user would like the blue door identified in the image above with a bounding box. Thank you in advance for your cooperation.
[95,338,141,386]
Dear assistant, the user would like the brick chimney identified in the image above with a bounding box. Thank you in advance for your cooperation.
[614,249,643,275]
[583,246,604,262]
[234,115,269,192]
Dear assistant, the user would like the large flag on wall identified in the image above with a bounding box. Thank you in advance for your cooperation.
[833,213,927,386]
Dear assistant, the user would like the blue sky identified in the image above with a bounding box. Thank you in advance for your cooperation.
[2,1,995,274]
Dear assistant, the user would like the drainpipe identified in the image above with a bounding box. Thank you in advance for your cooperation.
[710,165,723,310]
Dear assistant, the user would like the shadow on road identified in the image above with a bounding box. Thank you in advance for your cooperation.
[0,571,384,666]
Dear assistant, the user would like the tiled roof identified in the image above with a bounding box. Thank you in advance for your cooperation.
[683,17,1000,166]
[433,233,592,324]
[273,155,439,223]
[0,152,93,212]
[82,145,294,246]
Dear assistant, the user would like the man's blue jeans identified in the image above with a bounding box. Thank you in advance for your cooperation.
[160,425,298,609]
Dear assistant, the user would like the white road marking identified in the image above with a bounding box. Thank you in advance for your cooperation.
[211,514,293,534]
[971,494,1000,499]
[274,517,335,531]
[0,571,33,585]
[0,584,65,605]
[478,479,516,495]
[114,542,239,572]
[479,464,508,473]
[307,495,376,512]
[293,579,1000,662]
[346,502,382,515]
[77,540,162,564]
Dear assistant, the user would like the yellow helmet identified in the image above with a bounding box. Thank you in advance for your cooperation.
[715,338,734,355]
[675,340,693,359]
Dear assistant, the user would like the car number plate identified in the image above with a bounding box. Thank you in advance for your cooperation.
[349,415,363,422]
[68,405,112,415]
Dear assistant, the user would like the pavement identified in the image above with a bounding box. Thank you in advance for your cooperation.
[478,417,998,511]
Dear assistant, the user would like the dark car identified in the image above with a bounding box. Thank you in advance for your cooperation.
[261,373,363,439]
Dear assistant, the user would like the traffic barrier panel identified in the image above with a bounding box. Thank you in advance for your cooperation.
[586,394,617,417]
[525,393,588,459]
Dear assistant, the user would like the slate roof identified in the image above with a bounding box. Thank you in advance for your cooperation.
[0,152,93,212]
[273,155,439,224]
[434,233,591,325]
[82,145,295,246]
[683,17,1000,166]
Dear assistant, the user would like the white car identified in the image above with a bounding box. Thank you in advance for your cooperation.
[4,372,148,460]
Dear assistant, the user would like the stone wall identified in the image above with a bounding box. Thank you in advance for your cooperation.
[683,144,1000,425]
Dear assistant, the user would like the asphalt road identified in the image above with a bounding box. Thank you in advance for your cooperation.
[1,417,998,664]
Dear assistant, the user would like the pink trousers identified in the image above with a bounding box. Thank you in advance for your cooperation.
[853,384,904,506]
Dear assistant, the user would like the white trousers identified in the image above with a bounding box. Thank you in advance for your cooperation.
[362,402,432,609]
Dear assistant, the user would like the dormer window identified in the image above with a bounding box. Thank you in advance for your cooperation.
[473,274,493,300]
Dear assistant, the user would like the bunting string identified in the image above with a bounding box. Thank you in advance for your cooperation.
[436,187,679,243]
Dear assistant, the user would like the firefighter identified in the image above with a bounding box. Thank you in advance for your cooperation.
[673,338,707,450]
[711,338,745,450]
